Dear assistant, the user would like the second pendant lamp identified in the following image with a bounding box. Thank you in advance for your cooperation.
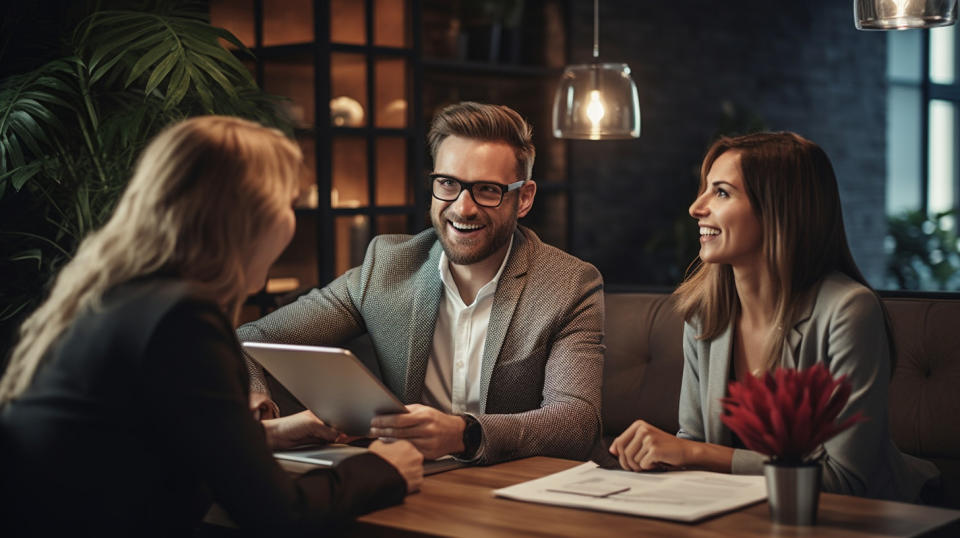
[552,0,641,140]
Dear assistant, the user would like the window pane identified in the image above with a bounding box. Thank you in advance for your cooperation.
[331,53,367,127]
[887,29,923,82]
[335,215,370,276]
[375,137,409,206]
[209,0,254,47]
[332,137,368,208]
[374,0,408,48]
[377,214,409,235]
[269,211,319,290]
[263,0,314,46]
[375,57,407,128]
[887,86,923,215]
[263,56,315,128]
[928,100,959,215]
[930,25,957,85]
[331,0,366,45]
[295,136,317,209]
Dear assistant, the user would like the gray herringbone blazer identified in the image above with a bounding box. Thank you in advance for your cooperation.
[238,226,605,463]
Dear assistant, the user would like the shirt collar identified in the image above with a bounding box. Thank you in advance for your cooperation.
[438,236,515,306]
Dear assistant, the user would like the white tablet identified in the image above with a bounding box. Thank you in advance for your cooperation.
[242,342,407,435]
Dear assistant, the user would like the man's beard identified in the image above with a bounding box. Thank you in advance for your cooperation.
[432,208,517,265]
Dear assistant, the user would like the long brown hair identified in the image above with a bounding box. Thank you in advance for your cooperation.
[0,116,302,404]
[674,132,892,369]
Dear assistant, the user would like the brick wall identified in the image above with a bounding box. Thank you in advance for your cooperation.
[565,0,888,287]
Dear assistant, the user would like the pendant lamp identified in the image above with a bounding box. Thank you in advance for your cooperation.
[855,0,957,30]
[552,0,640,140]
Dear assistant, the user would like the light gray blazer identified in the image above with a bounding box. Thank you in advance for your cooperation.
[678,272,939,502]
[238,226,605,464]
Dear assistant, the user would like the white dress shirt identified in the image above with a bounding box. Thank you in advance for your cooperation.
[422,238,514,415]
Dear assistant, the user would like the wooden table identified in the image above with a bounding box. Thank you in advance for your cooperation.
[346,457,960,537]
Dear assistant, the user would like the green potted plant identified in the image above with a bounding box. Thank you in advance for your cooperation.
[886,209,960,291]
[0,2,290,357]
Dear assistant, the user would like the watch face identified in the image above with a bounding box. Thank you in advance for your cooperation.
[462,416,482,455]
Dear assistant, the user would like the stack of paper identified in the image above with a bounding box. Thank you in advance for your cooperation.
[493,462,767,522]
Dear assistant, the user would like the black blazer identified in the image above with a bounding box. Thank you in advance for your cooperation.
[0,277,404,537]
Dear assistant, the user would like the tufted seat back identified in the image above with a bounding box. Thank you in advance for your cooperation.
[884,296,960,506]
[601,291,960,507]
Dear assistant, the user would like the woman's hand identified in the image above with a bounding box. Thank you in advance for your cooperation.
[262,410,343,450]
[609,420,691,472]
[369,439,424,493]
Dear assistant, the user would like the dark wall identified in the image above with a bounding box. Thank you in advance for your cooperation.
[566,0,888,287]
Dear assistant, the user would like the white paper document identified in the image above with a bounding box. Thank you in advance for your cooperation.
[493,462,767,522]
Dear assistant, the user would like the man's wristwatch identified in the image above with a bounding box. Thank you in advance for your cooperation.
[460,414,483,458]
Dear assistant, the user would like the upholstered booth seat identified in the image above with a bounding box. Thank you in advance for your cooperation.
[884,297,960,507]
[600,291,960,508]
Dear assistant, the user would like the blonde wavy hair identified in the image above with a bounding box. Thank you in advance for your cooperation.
[674,132,889,370]
[0,116,302,404]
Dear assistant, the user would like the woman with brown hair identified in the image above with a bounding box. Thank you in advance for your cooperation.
[609,132,938,502]
[0,116,422,536]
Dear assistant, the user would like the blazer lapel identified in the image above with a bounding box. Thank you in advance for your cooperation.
[706,323,733,445]
[478,230,529,412]
[783,286,818,369]
[402,241,444,403]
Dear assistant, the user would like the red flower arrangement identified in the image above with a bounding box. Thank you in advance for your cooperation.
[720,363,865,464]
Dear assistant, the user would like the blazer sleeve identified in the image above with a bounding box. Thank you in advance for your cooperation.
[140,300,405,536]
[474,265,605,463]
[678,320,766,474]
[677,321,705,442]
[237,257,369,394]
[816,287,893,496]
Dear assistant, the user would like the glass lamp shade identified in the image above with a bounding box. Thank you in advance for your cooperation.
[552,63,641,140]
[855,0,957,30]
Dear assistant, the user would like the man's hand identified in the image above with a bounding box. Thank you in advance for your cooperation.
[608,419,690,472]
[369,404,466,460]
[249,392,279,420]
[368,440,424,493]
[262,410,344,450]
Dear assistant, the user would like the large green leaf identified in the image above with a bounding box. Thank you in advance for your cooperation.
[82,9,256,111]
[124,40,177,87]
[0,59,78,190]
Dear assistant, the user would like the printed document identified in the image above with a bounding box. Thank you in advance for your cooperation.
[493,462,767,522]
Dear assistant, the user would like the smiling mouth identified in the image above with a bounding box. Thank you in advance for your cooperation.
[699,226,720,240]
[449,220,485,234]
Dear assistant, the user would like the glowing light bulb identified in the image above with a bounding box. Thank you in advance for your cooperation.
[894,0,907,18]
[586,90,605,125]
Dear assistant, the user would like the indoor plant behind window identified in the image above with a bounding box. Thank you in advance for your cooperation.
[720,363,864,525]
[0,2,290,360]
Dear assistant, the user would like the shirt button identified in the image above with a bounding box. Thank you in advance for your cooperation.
[456,360,464,369]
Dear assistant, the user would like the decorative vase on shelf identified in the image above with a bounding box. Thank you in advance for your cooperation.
[721,363,864,526]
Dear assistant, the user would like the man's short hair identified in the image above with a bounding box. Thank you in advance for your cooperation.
[427,102,535,181]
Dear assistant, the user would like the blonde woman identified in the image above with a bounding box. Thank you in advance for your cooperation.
[0,116,422,536]
[609,132,938,502]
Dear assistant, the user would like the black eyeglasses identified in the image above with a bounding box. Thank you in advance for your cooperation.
[430,174,526,208]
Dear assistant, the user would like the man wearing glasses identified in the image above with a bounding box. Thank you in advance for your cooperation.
[240,102,603,464]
